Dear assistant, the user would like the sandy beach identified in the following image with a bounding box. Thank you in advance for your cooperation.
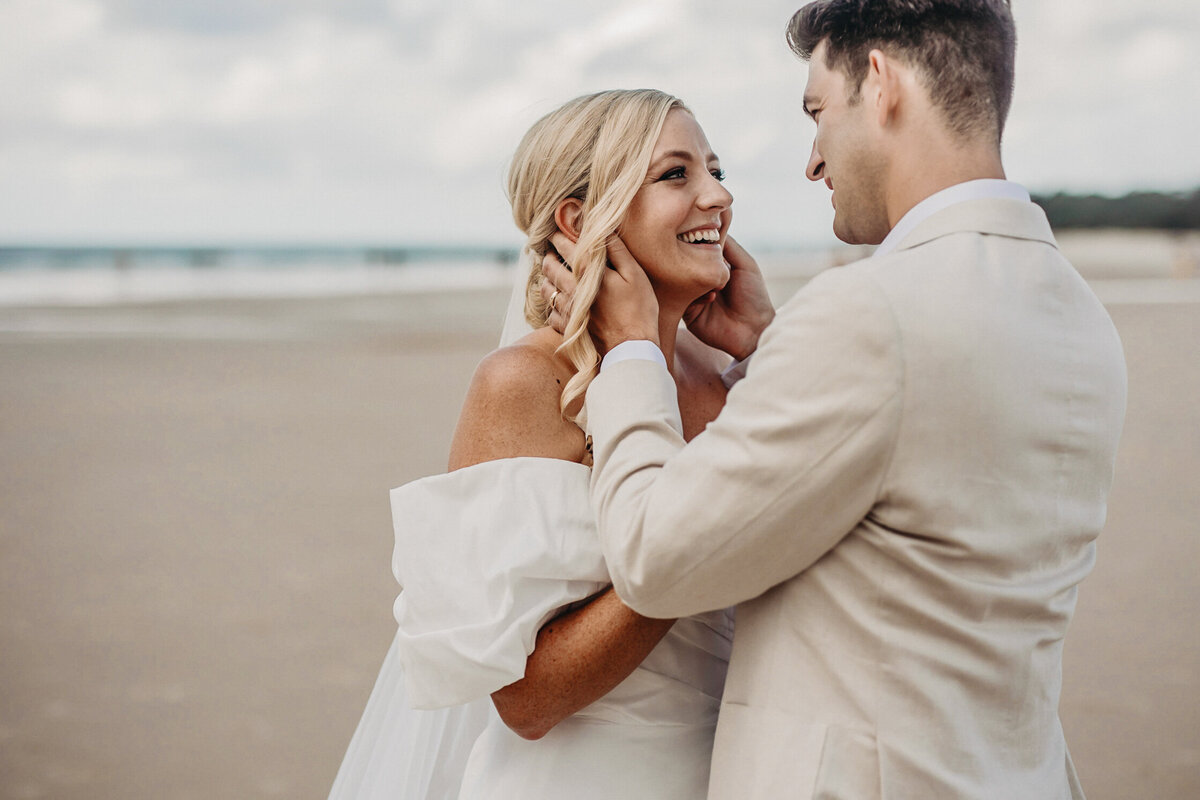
[1,277,1197,799]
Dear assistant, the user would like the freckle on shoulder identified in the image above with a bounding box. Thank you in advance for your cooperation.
[448,328,582,468]
[471,330,571,407]
[471,346,552,400]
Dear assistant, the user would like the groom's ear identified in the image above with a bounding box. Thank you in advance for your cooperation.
[554,197,584,243]
[867,48,903,129]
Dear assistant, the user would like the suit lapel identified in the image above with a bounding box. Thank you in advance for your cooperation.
[895,197,1058,254]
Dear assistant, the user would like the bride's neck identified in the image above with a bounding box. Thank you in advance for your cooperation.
[655,300,688,377]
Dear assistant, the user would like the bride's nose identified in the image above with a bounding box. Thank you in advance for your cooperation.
[698,175,733,211]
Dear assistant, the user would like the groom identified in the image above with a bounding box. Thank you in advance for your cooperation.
[543,1,1126,798]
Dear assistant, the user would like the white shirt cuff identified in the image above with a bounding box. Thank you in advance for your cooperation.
[720,355,751,388]
[601,340,669,372]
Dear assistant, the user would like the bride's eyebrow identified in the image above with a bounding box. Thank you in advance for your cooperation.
[650,149,721,167]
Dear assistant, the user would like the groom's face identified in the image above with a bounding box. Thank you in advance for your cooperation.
[802,41,890,245]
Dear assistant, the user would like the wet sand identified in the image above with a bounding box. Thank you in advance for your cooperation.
[0,284,1196,799]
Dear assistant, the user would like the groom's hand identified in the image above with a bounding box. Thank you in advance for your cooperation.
[540,233,660,356]
[592,236,659,354]
[682,236,774,362]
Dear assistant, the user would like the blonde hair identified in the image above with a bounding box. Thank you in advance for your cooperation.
[507,89,687,419]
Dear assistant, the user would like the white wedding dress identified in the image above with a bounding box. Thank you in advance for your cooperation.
[328,456,734,799]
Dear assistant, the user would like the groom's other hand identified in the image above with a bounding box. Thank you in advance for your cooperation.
[540,232,660,355]
[683,236,775,362]
[591,235,659,354]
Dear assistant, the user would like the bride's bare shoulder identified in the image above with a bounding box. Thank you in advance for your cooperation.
[448,327,584,469]
[472,328,572,403]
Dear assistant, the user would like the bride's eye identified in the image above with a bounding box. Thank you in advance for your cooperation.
[657,166,686,182]
[711,168,727,182]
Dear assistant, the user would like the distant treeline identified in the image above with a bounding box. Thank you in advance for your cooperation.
[1031,189,1200,230]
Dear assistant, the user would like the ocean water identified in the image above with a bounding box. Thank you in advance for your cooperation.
[0,246,523,306]
[1,239,1196,311]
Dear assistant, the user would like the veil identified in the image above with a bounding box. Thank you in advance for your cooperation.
[326,635,492,800]
[328,251,538,800]
[498,248,537,348]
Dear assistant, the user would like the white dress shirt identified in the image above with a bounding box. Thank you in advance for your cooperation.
[873,178,1030,257]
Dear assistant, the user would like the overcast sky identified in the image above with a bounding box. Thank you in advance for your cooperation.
[1,0,1197,249]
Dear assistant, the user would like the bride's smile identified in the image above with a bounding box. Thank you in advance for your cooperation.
[620,108,734,309]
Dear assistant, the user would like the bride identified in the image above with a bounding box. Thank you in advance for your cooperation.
[329,88,769,799]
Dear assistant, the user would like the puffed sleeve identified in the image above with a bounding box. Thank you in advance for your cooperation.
[389,458,609,709]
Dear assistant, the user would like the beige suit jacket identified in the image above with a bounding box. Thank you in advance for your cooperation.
[585,198,1127,799]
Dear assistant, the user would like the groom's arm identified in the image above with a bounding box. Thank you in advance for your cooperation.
[587,266,904,618]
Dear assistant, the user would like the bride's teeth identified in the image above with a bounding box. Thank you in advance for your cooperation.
[678,229,718,243]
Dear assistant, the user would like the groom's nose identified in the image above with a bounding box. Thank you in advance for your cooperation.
[806,139,825,182]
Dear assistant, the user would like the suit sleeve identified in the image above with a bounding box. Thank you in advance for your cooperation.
[585,266,904,617]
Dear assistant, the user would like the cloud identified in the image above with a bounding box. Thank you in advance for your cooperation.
[1006,1,1200,193]
[0,0,1195,245]
[103,0,394,35]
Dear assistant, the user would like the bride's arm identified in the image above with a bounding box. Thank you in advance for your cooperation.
[491,588,673,740]
[448,341,676,741]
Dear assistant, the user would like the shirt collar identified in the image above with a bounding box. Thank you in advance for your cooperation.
[873,179,1031,258]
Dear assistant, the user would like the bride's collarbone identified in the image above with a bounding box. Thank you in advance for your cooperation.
[676,383,726,443]
[673,356,727,443]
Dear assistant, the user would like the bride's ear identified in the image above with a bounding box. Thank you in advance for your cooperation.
[554,197,584,243]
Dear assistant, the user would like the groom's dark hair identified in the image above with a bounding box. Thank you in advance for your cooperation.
[786,0,1016,141]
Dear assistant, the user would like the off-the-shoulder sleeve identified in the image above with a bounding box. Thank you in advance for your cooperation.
[389,458,608,709]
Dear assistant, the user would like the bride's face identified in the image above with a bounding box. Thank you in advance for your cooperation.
[620,109,733,305]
